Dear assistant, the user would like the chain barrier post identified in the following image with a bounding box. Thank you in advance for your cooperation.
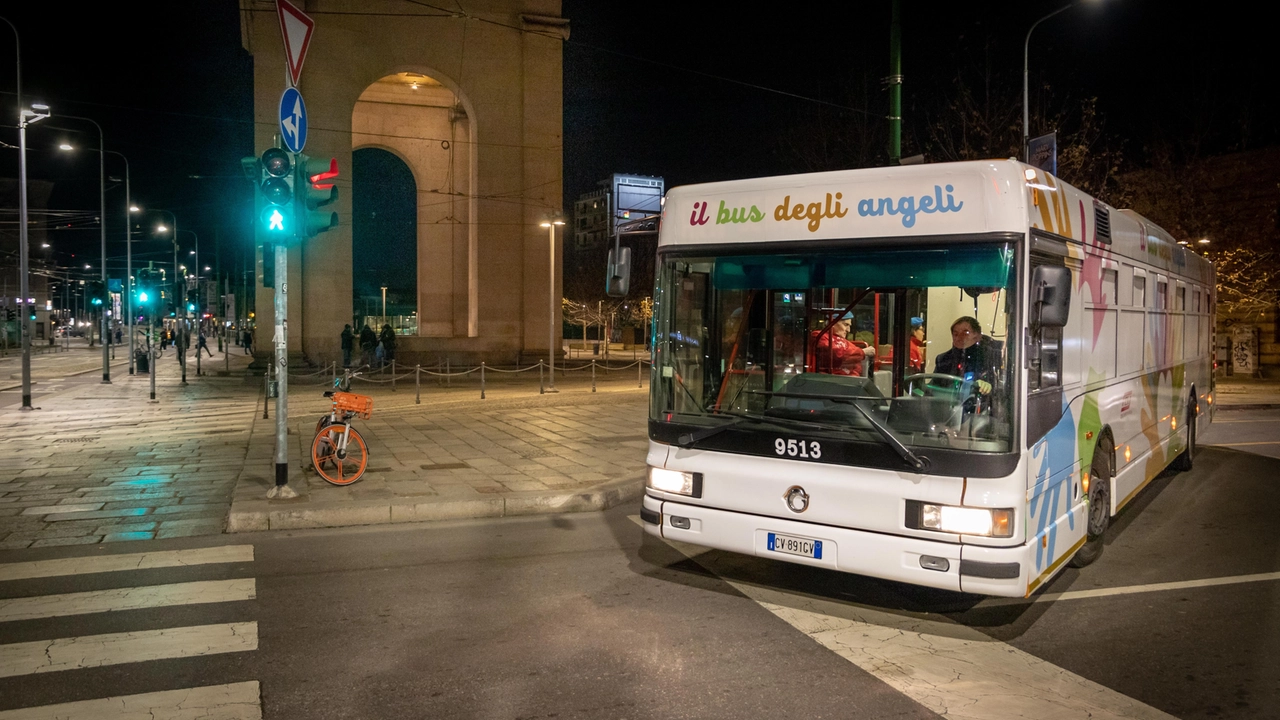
[437,358,443,387]
[592,360,596,392]
[391,359,396,392]
[445,357,450,387]
[638,358,643,387]
[480,361,486,399]
[539,359,545,394]
[415,364,421,404]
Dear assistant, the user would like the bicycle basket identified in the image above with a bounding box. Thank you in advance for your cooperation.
[332,391,373,419]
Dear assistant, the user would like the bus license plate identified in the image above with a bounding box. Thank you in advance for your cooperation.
[767,532,822,559]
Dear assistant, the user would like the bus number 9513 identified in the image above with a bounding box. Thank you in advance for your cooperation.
[775,438,821,459]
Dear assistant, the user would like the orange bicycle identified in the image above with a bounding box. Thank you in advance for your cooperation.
[312,369,373,485]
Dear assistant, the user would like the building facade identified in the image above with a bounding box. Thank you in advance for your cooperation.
[241,0,566,365]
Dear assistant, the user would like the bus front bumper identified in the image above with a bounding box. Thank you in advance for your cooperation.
[643,494,1034,597]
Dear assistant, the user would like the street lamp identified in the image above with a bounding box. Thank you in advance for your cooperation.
[539,216,565,393]
[5,14,49,410]
[53,114,110,384]
[380,286,388,325]
[62,143,132,374]
[1023,2,1100,161]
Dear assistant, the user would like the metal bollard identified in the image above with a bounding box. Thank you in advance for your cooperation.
[592,360,596,392]
[638,359,643,387]
[415,364,421,404]
[391,359,396,392]
[480,361,486,399]
[446,358,450,387]
[539,359,544,394]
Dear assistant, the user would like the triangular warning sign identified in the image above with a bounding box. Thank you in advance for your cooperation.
[277,0,315,88]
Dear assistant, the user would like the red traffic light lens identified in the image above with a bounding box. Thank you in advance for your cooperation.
[262,148,292,178]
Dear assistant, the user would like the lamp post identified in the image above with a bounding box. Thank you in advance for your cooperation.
[539,216,565,392]
[149,209,184,388]
[1023,2,1076,162]
[61,143,132,374]
[380,286,387,325]
[4,15,50,410]
[54,114,110,383]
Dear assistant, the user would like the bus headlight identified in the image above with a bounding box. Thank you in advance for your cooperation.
[647,467,703,497]
[908,501,1014,537]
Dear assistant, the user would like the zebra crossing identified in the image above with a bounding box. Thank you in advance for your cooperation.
[0,544,262,719]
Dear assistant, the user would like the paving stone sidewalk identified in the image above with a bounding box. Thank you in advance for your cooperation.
[228,370,649,531]
[1,346,257,549]
[3,346,651,547]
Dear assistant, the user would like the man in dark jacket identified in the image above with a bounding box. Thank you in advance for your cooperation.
[379,324,396,365]
[933,316,999,395]
[359,324,377,367]
[340,324,355,368]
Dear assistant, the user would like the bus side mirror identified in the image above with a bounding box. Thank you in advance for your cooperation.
[606,246,632,297]
[1031,266,1071,328]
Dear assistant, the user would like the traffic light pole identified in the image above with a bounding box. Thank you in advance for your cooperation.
[271,242,293,496]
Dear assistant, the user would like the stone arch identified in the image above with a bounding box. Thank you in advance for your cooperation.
[352,68,478,338]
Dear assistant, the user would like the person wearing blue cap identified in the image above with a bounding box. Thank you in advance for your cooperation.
[812,312,865,376]
[909,316,926,372]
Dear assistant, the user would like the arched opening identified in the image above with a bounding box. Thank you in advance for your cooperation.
[352,148,416,332]
[352,71,475,338]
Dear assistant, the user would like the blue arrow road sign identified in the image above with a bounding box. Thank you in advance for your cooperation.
[279,87,307,153]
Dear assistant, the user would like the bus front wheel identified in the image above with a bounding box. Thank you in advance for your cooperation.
[1070,438,1113,568]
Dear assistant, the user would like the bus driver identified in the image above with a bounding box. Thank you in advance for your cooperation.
[933,316,997,395]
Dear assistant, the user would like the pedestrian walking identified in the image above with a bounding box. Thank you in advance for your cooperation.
[114,327,122,345]
[198,330,213,357]
[243,329,253,355]
[359,323,377,367]
[379,324,396,365]
[340,324,354,368]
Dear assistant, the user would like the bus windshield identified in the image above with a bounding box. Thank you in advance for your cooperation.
[651,243,1018,454]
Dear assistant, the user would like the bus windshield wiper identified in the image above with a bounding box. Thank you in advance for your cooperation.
[754,391,930,472]
[676,410,841,448]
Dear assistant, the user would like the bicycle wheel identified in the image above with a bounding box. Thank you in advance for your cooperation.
[311,425,368,486]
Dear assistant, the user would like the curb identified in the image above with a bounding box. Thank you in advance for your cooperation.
[1215,403,1280,411]
[226,473,645,532]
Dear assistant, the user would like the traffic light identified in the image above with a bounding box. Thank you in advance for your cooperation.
[186,288,199,314]
[255,147,295,239]
[88,280,106,307]
[296,154,339,239]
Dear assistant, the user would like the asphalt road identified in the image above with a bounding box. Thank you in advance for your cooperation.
[0,406,1276,719]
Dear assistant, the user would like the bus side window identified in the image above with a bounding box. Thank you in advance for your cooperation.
[1133,273,1146,307]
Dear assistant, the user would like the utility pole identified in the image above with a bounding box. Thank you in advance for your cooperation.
[887,0,902,165]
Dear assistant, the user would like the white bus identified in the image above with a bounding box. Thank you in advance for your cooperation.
[638,159,1215,597]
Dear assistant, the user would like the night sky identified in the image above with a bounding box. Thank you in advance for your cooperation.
[3,1,1274,285]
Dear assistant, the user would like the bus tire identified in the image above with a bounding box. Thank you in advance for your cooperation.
[1171,398,1196,472]
[1070,437,1113,568]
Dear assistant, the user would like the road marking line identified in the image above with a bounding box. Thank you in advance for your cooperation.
[0,579,255,622]
[1205,441,1280,447]
[1022,570,1280,604]
[0,545,254,582]
[0,622,258,679]
[637,516,1176,720]
[0,680,261,720]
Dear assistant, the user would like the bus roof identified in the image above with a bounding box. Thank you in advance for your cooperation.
[657,159,1212,282]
